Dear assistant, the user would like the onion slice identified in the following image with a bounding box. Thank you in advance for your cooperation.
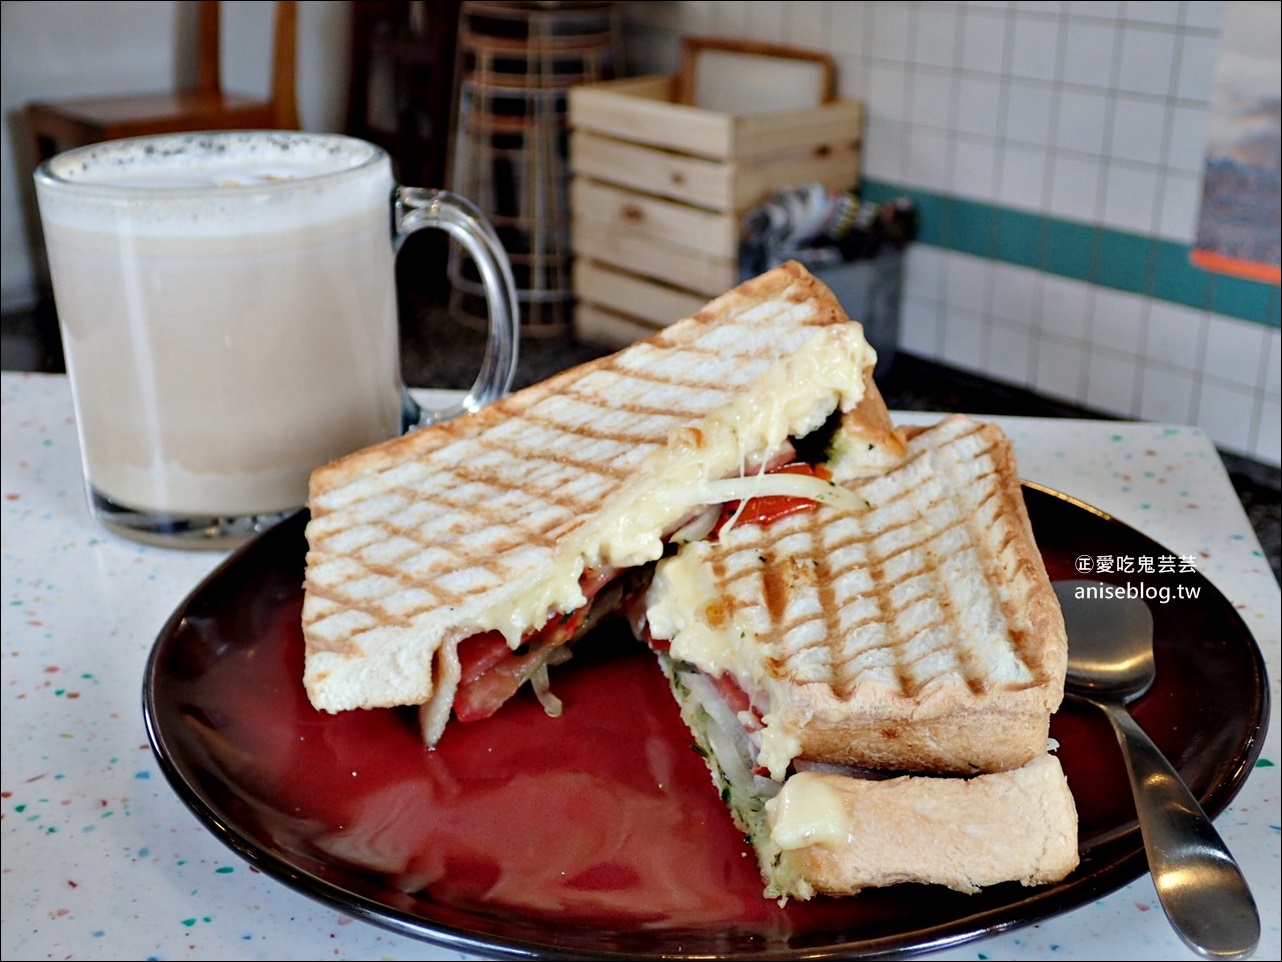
[672,473,868,516]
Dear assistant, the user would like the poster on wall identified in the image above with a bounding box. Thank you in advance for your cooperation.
[1192,0,1281,286]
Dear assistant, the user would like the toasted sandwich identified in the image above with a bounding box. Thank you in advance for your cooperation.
[637,415,1077,899]
[301,262,904,745]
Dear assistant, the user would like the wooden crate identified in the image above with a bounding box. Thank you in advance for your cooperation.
[568,74,863,348]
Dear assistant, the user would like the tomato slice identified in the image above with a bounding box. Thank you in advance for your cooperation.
[714,462,833,534]
[710,672,763,733]
[453,614,572,723]
[454,647,551,723]
[452,567,615,722]
[455,630,513,686]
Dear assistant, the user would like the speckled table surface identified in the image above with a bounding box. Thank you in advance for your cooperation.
[3,371,1278,962]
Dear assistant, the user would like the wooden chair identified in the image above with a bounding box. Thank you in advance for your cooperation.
[25,0,299,164]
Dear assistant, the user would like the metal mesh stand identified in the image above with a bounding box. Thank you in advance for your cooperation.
[447,1,622,336]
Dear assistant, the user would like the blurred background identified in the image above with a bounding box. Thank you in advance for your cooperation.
[1,1,1277,576]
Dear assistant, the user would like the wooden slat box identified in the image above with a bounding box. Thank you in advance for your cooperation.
[568,74,863,347]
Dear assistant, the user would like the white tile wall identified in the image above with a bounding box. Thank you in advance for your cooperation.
[988,319,1037,381]
[990,261,1041,325]
[1198,379,1260,454]
[1139,364,1199,424]
[1086,349,1143,413]
[1256,398,1281,464]
[1001,142,1052,207]
[1145,299,1207,370]
[900,248,1282,463]
[1006,82,1057,146]
[1175,30,1222,100]
[961,10,1009,73]
[1062,20,1116,88]
[1036,336,1092,400]
[946,248,992,315]
[1093,288,1147,355]
[942,305,990,371]
[1119,25,1178,97]
[1011,16,1062,82]
[1203,316,1271,384]
[620,1,1280,466]
[1266,335,1282,396]
[1102,162,1160,232]
[1040,273,1094,341]
[827,4,868,54]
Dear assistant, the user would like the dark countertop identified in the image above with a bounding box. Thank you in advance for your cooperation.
[398,290,1280,586]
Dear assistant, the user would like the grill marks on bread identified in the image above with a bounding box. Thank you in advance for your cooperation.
[705,417,1055,702]
[306,385,661,636]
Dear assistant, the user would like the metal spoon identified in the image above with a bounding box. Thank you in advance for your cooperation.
[1054,579,1259,960]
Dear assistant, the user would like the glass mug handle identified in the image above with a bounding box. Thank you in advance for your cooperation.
[392,187,520,428]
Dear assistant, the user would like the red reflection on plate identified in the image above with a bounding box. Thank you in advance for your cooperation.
[148,486,1268,959]
[195,601,775,928]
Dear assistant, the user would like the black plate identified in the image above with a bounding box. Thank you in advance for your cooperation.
[142,484,1269,959]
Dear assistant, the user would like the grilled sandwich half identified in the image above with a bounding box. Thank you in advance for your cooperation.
[640,415,1077,899]
[301,262,903,745]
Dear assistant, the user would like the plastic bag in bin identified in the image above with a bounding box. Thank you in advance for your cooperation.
[739,183,918,279]
[741,184,917,379]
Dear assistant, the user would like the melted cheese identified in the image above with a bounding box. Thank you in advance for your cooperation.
[681,473,867,517]
[646,545,737,672]
[646,545,805,780]
[476,324,873,647]
[765,772,854,850]
[758,715,806,783]
[642,466,870,781]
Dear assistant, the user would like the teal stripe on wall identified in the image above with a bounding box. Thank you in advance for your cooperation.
[861,180,1281,329]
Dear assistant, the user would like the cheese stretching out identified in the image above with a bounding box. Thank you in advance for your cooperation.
[639,416,1078,900]
[301,263,902,745]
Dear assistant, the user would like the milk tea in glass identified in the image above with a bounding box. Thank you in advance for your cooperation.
[33,131,518,547]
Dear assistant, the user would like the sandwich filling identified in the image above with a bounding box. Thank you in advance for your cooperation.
[445,442,869,730]
[406,323,879,743]
[658,653,787,891]
[472,322,875,646]
[435,350,910,735]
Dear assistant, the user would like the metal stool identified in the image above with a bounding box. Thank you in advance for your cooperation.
[448,1,622,337]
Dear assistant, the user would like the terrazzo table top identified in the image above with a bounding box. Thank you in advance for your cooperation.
[3,371,1278,962]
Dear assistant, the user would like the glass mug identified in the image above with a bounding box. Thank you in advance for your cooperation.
[33,130,518,548]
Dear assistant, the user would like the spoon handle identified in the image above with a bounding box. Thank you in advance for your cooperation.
[1095,699,1260,960]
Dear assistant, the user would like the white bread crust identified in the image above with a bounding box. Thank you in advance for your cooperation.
[765,753,1080,898]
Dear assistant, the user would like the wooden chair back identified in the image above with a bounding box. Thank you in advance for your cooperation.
[26,1,299,163]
